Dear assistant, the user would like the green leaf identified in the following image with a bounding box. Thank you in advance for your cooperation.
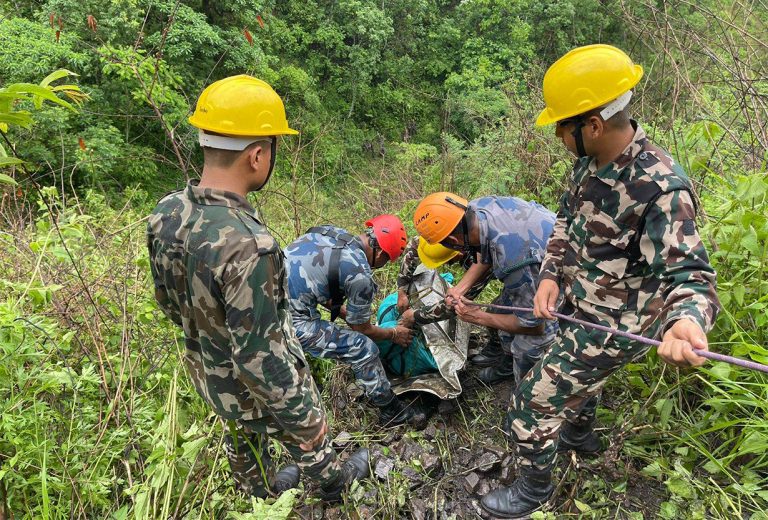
[5,83,75,111]
[0,172,18,184]
[659,501,678,519]
[739,431,768,455]
[39,69,78,88]
[703,459,723,474]
[706,362,731,381]
[0,111,33,127]
[666,476,695,499]
[642,461,665,478]
[574,500,592,512]
[181,437,207,462]
[741,226,761,256]
[654,398,674,428]
[733,284,745,306]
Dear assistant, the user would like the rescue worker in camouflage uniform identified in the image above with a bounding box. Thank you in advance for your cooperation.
[147,75,369,501]
[408,193,558,385]
[480,45,720,518]
[395,236,504,367]
[284,216,427,428]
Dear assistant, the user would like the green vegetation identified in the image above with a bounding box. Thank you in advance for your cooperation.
[1,0,766,518]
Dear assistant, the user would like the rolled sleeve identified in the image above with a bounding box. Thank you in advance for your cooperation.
[396,237,420,290]
[344,273,377,325]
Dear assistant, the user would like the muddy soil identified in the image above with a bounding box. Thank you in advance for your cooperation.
[294,331,666,519]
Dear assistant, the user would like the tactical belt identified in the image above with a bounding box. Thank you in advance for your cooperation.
[307,226,356,322]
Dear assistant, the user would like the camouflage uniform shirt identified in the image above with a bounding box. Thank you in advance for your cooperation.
[540,122,720,335]
[147,181,326,443]
[285,226,377,326]
[507,122,720,472]
[471,196,559,346]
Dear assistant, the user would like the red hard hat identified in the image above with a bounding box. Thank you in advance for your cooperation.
[365,214,408,261]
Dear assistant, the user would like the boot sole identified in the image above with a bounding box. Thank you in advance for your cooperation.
[479,501,542,519]
[471,357,505,368]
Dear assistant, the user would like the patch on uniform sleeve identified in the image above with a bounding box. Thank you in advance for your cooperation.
[681,219,696,236]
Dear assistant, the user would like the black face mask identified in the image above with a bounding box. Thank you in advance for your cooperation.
[254,138,277,191]
[458,211,481,258]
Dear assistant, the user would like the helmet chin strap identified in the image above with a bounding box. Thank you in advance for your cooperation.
[459,214,480,257]
[365,228,382,268]
[571,119,588,158]
[444,195,480,257]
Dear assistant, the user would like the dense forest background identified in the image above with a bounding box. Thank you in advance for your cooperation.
[0,1,766,518]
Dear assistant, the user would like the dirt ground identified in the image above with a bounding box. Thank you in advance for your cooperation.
[293,331,667,519]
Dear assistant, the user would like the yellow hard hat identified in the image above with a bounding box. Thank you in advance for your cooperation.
[413,192,468,244]
[417,237,459,269]
[535,44,644,126]
[189,75,298,137]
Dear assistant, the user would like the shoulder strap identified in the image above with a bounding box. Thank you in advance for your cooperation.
[307,226,356,321]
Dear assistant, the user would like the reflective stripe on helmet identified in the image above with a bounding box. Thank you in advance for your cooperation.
[599,90,633,121]
[198,131,271,151]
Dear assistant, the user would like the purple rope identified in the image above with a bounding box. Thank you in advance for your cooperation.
[461,300,768,375]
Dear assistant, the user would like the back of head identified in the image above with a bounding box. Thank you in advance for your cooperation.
[189,75,299,187]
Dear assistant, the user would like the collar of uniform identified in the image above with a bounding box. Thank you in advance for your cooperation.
[590,120,647,185]
[185,180,259,218]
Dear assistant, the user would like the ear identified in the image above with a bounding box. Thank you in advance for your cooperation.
[586,115,604,139]
[245,143,264,171]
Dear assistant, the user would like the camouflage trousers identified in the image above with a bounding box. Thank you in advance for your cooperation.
[293,318,392,405]
[507,316,649,469]
[223,416,341,498]
[488,279,558,384]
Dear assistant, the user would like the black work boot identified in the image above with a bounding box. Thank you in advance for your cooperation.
[471,330,504,367]
[376,392,428,429]
[557,421,602,456]
[270,464,300,494]
[478,354,515,385]
[318,448,370,502]
[480,465,554,519]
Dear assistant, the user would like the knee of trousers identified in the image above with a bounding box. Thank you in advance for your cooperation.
[337,330,382,369]
[507,406,564,445]
[292,320,319,350]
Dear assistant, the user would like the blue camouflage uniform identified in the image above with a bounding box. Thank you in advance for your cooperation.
[470,196,559,382]
[285,226,392,405]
